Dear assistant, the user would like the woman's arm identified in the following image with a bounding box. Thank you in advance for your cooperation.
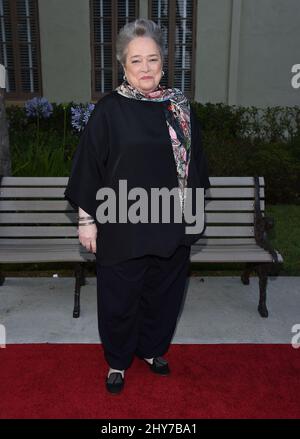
[78,207,97,253]
[64,100,109,224]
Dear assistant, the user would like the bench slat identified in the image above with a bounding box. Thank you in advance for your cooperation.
[206,213,254,223]
[0,177,69,186]
[0,212,255,224]
[205,187,264,198]
[0,226,78,237]
[0,247,283,264]
[0,238,80,245]
[206,177,264,186]
[203,226,254,237]
[0,187,66,197]
[195,238,257,245]
[0,200,73,211]
[190,249,283,263]
[205,200,264,211]
[0,248,95,263]
[0,213,77,223]
[0,176,265,187]
[192,245,265,254]
[0,200,265,213]
[1,244,282,264]
[0,187,264,199]
[0,238,258,246]
[0,225,254,238]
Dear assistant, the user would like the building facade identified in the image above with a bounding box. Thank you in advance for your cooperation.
[1,0,300,107]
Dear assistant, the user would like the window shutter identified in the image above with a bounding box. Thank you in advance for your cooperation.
[91,0,139,99]
[0,0,42,100]
[149,0,196,99]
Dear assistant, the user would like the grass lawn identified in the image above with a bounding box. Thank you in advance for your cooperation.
[1,205,299,277]
[266,204,300,275]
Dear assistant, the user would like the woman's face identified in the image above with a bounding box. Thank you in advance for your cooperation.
[123,36,162,94]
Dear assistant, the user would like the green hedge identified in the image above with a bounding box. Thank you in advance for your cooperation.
[6,101,300,204]
[6,103,79,176]
[191,102,300,204]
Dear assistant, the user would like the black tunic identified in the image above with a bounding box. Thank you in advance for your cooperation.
[64,90,210,265]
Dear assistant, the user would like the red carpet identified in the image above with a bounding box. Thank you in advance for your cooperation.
[0,344,299,419]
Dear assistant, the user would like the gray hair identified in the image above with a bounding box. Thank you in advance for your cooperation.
[116,19,165,67]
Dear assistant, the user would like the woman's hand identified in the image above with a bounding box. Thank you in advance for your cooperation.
[78,222,97,253]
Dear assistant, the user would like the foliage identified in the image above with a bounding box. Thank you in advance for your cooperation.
[6,99,300,203]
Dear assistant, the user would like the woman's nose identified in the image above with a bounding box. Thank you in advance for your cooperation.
[141,60,150,71]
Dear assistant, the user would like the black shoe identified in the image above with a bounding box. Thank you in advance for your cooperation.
[143,357,170,376]
[106,372,124,394]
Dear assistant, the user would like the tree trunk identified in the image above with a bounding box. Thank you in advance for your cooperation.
[0,90,11,176]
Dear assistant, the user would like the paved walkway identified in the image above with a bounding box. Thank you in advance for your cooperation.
[0,276,299,345]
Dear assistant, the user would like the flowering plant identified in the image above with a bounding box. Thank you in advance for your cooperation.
[24,97,53,154]
[71,103,95,132]
[25,97,53,118]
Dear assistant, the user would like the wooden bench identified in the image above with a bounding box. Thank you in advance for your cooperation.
[190,176,283,317]
[0,176,283,319]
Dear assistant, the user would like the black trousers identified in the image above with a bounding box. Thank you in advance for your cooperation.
[96,245,191,370]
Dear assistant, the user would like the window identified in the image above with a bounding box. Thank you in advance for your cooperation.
[0,0,42,100]
[149,0,197,99]
[90,0,139,99]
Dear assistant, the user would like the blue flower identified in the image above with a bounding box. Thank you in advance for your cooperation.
[24,97,53,118]
[71,103,95,132]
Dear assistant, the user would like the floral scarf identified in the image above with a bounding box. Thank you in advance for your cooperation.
[115,80,191,215]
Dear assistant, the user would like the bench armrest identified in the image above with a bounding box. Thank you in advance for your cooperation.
[253,176,280,265]
[264,216,274,231]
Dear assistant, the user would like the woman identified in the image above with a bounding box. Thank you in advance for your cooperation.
[64,19,210,395]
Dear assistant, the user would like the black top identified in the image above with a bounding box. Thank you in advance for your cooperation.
[64,90,210,265]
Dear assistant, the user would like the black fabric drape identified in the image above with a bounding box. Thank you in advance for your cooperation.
[64,91,210,265]
[64,102,109,221]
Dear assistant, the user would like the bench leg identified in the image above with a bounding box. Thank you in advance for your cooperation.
[79,263,86,287]
[255,263,269,318]
[73,262,85,318]
[0,271,5,286]
[241,263,254,285]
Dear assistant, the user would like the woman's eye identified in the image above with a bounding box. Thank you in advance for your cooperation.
[132,59,158,63]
